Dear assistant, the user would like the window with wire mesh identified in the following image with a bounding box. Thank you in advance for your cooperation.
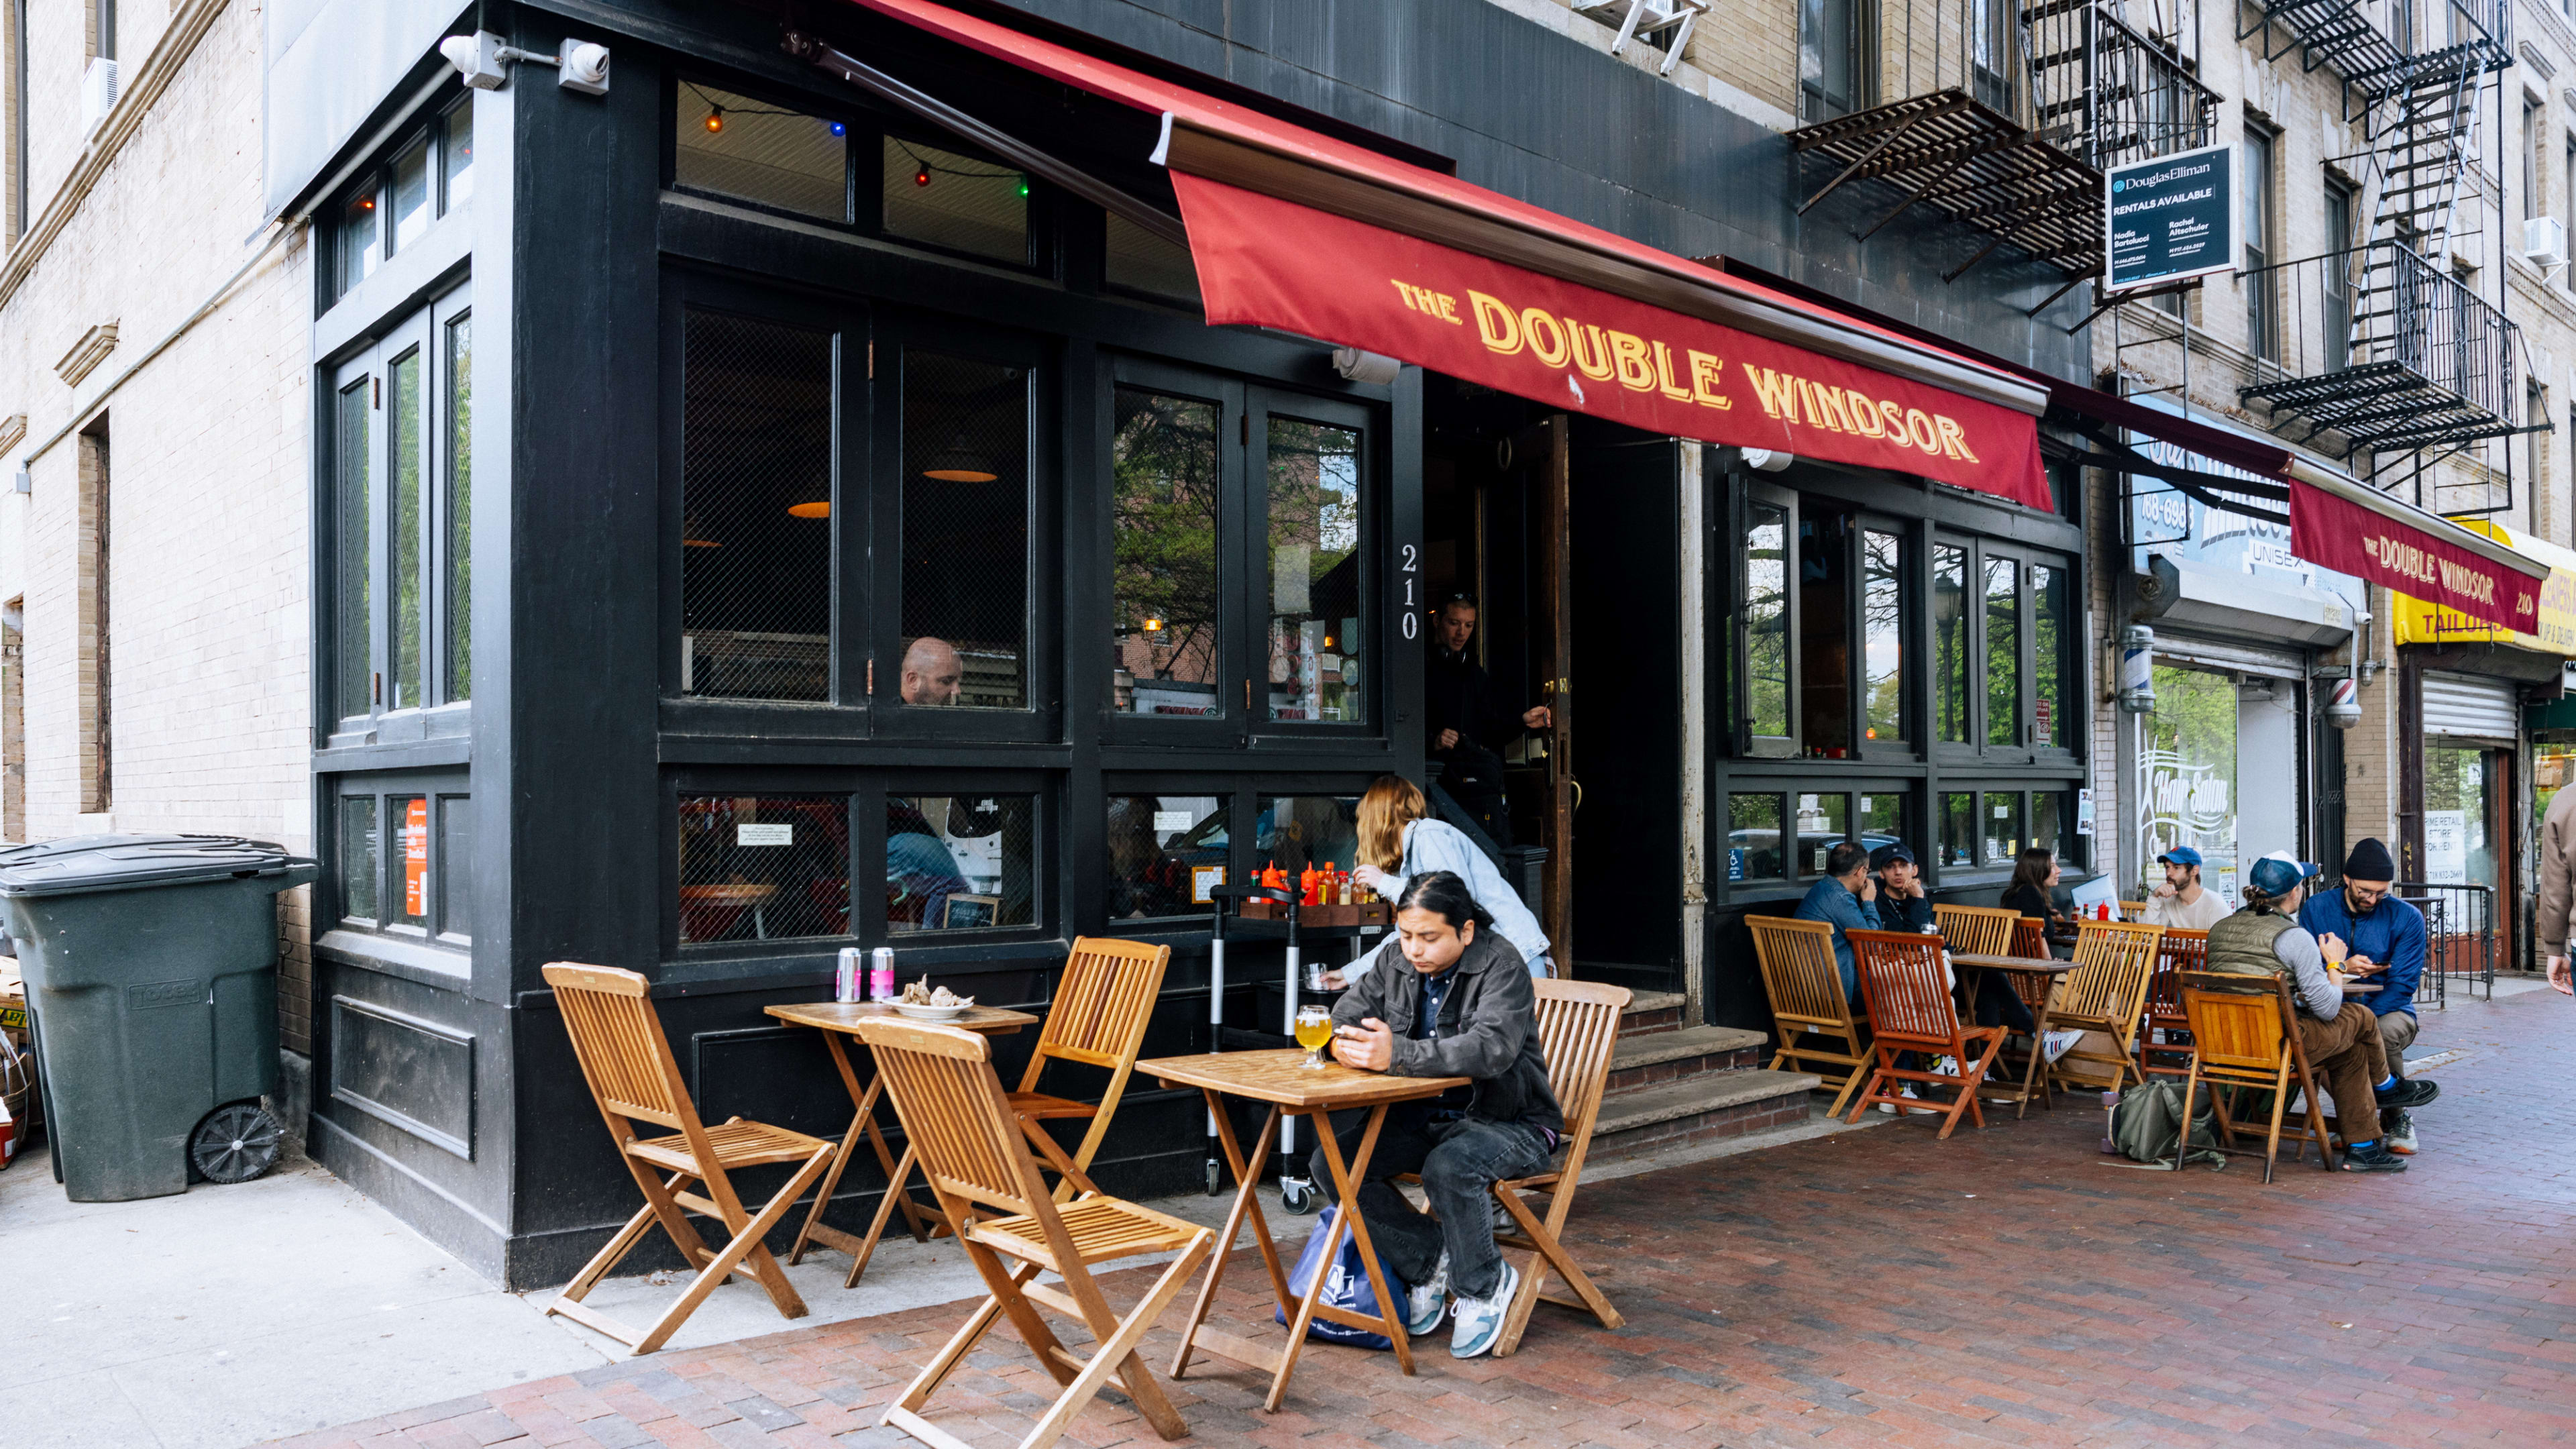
[1256,796,1360,882]
[680,308,835,702]
[1111,388,1222,716]
[899,352,1028,709]
[1107,795,1226,920]
[678,794,851,943]
[672,83,851,222]
[883,137,1027,263]
[340,796,378,922]
[1266,418,1363,724]
[888,795,1035,932]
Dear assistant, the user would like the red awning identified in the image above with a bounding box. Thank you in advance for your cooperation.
[835,0,2056,511]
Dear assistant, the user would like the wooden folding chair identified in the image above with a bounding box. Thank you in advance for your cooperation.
[540,963,837,1354]
[1933,902,2019,956]
[2137,928,2208,1080]
[2174,970,2335,1181]
[1748,915,1871,1116]
[2043,920,2164,1096]
[1842,930,2005,1139]
[2009,916,2048,959]
[1490,978,1633,1357]
[855,1017,1212,1449]
[2118,900,2149,923]
[1010,937,1170,1198]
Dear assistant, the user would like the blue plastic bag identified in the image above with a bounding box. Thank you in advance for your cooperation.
[1274,1205,1409,1350]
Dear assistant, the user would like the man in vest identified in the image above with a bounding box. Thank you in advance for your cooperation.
[2206,851,2438,1173]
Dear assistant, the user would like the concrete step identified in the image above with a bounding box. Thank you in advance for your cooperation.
[1583,1067,1822,1166]
[1604,1024,1766,1095]
[1618,989,1688,1036]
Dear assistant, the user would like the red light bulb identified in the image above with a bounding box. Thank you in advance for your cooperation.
[914,164,931,187]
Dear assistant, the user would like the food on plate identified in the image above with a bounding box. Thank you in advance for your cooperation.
[898,976,974,1008]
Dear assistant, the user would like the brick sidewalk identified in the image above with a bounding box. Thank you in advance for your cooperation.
[280,989,2576,1448]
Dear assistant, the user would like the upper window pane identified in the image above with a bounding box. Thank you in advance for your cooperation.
[445,315,472,702]
[441,101,474,209]
[334,380,372,720]
[889,795,1034,933]
[883,138,1027,262]
[1107,795,1226,920]
[1112,388,1222,716]
[1984,555,2020,747]
[1799,510,1851,755]
[1106,213,1199,302]
[1934,544,1969,744]
[678,794,850,943]
[1863,530,1903,744]
[680,309,835,701]
[1744,503,1789,740]
[390,137,432,253]
[901,352,1029,709]
[2033,562,2069,749]
[1267,417,1363,724]
[674,83,850,221]
[334,185,378,300]
[388,348,424,710]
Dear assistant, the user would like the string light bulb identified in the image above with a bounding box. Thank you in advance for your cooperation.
[914,163,932,187]
[1015,177,1030,198]
[829,121,846,137]
[703,106,724,134]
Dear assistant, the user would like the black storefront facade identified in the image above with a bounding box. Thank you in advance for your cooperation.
[292,0,2094,1287]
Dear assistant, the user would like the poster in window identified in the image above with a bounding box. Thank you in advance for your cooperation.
[941,894,1001,930]
[403,798,430,918]
[2422,810,2467,885]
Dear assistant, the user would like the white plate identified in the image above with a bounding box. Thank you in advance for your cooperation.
[893,1002,972,1021]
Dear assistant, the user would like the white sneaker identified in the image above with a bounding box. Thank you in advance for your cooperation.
[2386,1110,2419,1156]
[1877,1085,1921,1115]
[1404,1250,1450,1336]
[1448,1260,1519,1358]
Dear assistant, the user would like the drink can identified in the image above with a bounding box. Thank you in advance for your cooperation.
[870,946,896,1002]
[835,948,863,1004]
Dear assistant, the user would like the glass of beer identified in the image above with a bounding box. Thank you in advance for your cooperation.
[1294,1005,1334,1069]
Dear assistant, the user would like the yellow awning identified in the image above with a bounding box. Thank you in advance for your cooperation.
[2390,519,2576,653]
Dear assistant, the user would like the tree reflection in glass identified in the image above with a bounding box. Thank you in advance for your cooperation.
[1111,389,1222,716]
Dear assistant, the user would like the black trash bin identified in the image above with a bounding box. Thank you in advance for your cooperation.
[0,835,318,1201]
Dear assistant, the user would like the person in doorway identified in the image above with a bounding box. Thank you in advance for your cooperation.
[1318,871,1562,1360]
[2207,851,2438,1172]
[1794,841,1881,1003]
[1335,775,1552,982]
[1869,843,1934,932]
[2143,846,2229,931]
[1425,594,1552,847]
[2299,838,2430,1152]
[2002,848,2078,955]
[900,637,964,706]
[2538,783,2576,997]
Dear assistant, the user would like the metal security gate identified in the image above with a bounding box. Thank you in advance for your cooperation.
[2395,881,2495,1006]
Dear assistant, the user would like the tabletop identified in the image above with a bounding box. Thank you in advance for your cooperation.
[1949,953,2078,975]
[2341,980,2383,994]
[1140,1049,1471,1109]
[765,1001,1040,1034]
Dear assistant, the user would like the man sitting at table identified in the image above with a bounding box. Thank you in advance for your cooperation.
[2206,851,2438,1173]
[2143,846,2229,931]
[1320,869,1561,1360]
[1794,842,1880,1002]
[2297,837,2430,1155]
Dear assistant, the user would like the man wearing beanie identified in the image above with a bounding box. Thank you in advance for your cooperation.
[2298,838,2430,1154]
[2212,851,2435,1172]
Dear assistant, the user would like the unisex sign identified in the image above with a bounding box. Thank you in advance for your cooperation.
[1172,175,2053,509]
[2107,144,2235,290]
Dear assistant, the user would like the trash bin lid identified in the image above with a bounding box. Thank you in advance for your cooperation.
[0,834,314,897]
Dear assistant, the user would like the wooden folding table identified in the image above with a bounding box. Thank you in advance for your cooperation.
[1138,1049,1469,1412]
[764,1000,1039,1286]
[1949,953,2077,1116]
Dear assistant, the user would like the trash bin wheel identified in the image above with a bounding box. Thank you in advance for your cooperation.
[189,1102,282,1185]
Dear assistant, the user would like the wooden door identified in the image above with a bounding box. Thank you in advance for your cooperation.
[1538,416,1575,972]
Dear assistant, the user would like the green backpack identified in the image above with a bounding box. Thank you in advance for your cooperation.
[2110,1080,2224,1167]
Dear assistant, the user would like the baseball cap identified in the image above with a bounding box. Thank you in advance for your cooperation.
[2246,851,2320,897]
[2155,846,2203,867]
[1868,842,1915,870]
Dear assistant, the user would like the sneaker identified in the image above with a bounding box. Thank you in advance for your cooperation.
[1448,1260,1520,1358]
[2375,1077,2440,1109]
[2385,1110,2419,1156]
[2341,1141,2409,1173]
[1491,1193,1520,1235]
[1404,1251,1450,1337]
[1877,1085,1921,1115]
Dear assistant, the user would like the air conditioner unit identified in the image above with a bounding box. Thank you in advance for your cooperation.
[2528,215,2568,270]
[79,58,117,134]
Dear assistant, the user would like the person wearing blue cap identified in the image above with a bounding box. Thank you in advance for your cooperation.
[1868,842,1934,933]
[2143,845,2228,932]
[2206,851,2437,1172]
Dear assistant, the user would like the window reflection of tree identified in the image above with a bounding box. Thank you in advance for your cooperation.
[1984,557,2019,746]
[1746,506,1789,737]
[1862,530,1903,742]
[1933,545,1968,743]
[1111,390,1222,707]
[1266,420,1362,720]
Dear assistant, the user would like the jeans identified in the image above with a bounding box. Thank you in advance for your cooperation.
[2377,1008,2418,1073]
[1309,1104,1550,1301]
[2298,1001,2392,1140]
[1974,981,2037,1036]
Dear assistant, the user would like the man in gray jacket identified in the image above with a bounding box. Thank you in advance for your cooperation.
[2539,785,2576,996]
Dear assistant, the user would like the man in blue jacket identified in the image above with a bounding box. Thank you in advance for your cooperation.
[1793,841,1881,1002]
[2298,838,2428,1154]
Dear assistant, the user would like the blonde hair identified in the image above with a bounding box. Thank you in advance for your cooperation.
[1356,775,1427,871]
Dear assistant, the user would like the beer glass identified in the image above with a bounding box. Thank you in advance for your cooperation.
[1293,1005,1334,1069]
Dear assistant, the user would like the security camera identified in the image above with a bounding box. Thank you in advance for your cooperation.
[437,31,608,95]
[439,33,509,89]
[557,41,611,95]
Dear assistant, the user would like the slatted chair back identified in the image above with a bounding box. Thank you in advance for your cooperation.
[2118,900,2149,922]
[2060,920,2164,1023]
[2176,971,2295,1078]
[1933,903,2019,957]
[1021,938,1170,1082]
[1847,930,1958,1046]
[545,963,690,1131]
[2138,928,2208,1078]
[1481,977,1633,1358]
[1532,979,1630,1148]
[863,1018,1046,1222]
[1747,916,1846,1025]
[2009,916,2048,959]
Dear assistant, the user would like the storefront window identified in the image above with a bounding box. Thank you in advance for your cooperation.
[673,83,850,222]
[1984,555,2019,747]
[1799,509,1852,753]
[1267,417,1363,724]
[883,137,1028,264]
[390,796,429,927]
[1863,529,1903,743]
[2031,790,2064,861]
[1728,794,1784,879]
[679,308,835,701]
[1860,791,1909,857]
[445,315,472,701]
[1983,791,2024,864]
[2033,562,2069,749]
[2422,746,2496,888]
[1106,214,1199,302]
[334,380,371,720]
[388,347,424,710]
[1112,388,1222,716]
[341,796,378,922]
[2139,664,2238,900]
[1934,545,1968,743]
[2537,739,2576,820]
[334,782,470,943]
[1256,795,1361,879]
[888,795,1035,932]
[1106,796,1226,919]
[1794,792,1849,875]
[437,795,472,941]
[900,352,1029,709]
[678,794,850,943]
[1745,503,1790,741]
[1940,791,1975,865]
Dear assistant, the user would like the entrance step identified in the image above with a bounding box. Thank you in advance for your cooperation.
[1618,989,1688,1036]
[1605,1024,1766,1095]
[1582,1067,1821,1166]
